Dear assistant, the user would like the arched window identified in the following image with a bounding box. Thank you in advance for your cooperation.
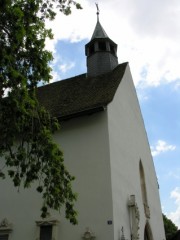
[144,221,153,240]
[139,160,150,218]
[139,160,148,204]
[144,227,150,240]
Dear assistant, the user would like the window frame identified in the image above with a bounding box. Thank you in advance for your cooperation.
[0,234,9,240]
[139,160,150,218]
[0,218,12,240]
[36,218,59,240]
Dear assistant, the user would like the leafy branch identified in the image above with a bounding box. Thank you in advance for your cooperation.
[0,0,82,224]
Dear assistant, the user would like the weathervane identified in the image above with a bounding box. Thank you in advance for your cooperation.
[95,3,99,21]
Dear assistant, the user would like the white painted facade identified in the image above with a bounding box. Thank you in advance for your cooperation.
[107,65,165,240]
[0,64,165,240]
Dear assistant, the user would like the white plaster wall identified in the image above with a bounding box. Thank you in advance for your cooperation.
[0,64,166,240]
[107,64,166,240]
[54,112,114,240]
[0,112,114,240]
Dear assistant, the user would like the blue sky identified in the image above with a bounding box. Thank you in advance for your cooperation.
[45,0,180,227]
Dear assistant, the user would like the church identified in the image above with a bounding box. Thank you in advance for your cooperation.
[0,9,166,240]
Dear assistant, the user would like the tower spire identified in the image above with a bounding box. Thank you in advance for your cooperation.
[85,4,118,77]
[95,3,99,21]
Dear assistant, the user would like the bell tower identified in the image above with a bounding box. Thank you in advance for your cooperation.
[85,4,118,77]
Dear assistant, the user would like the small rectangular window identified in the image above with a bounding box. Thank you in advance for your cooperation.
[36,218,59,240]
[0,234,9,240]
[40,225,52,240]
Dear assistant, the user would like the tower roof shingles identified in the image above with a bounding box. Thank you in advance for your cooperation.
[91,20,109,40]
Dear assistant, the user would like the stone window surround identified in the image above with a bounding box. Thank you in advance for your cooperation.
[0,218,13,240]
[36,218,59,240]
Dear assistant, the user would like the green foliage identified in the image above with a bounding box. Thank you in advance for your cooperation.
[0,0,82,224]
[163,214,178,240]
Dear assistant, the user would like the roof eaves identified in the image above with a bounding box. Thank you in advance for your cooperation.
[58,105,107,121]
[37,62,129,120]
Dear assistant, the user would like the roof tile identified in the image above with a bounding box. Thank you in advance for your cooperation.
[37,62,128,119]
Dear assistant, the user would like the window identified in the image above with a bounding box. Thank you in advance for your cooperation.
[144,222,153,240]
[36,218,59,240]
[98,41,106,51]
[89,44,95,55]
[139,160,150,218]
[139,160,148,204]
[0,219,12,240]
[110,44,115,54]
[144,230,150,240]
[0,234,9,240]
[40,225,52,240]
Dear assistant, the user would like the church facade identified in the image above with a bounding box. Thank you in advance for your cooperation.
[0,11,166,240]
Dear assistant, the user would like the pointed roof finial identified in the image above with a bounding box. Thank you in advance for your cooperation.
[90,4,109,40]
[95,3,99,21]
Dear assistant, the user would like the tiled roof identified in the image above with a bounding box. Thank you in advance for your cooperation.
[91,20,109,40]
[37,62,128,120]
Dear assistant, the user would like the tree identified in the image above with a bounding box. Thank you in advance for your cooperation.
[0,0,82,224]
[163,214,178,240]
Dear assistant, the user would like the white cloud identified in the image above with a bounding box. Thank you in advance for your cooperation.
[168,187,180,228]
[44,0,180,89]
[49,52,75,80]
[45,0,93,53]
[50,70,61,83]
[59,62,75,73]
[174,81,180,91]
[151,140,176,157]
[168,169,180,180]
[136,91,149,102]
